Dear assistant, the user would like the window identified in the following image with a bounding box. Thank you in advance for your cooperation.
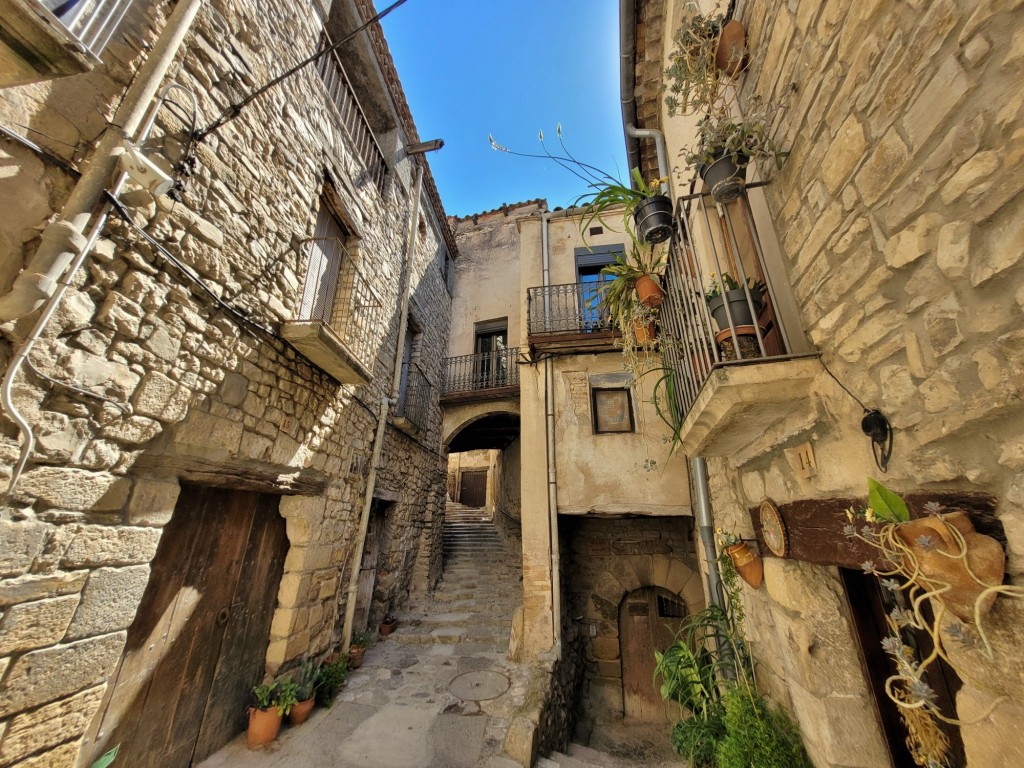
[576,244,624,331]
[592,388,634,434]
[474,319,508,389]
[439,246,455,295]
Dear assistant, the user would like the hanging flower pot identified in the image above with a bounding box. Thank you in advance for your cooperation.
[894,512,1006,623]
[707,288,763,330]
[725,542,763,589]
[698,152,746,203]
[633,318,657,345]
[715,20,748,75]
[632,194,674,244]
[247,706,282,748]
[635,274,664,307]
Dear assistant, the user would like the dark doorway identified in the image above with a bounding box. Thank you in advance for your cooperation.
[89,485,288,767]
[619,586,688,721]
[474,319,509,388]
[354,499,389,632]
[459,469,488,508]
[842,567,965,767]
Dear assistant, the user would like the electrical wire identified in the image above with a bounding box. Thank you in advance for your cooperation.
[24,357,132,413]
[0,123,81,176]
[194,0,412,142]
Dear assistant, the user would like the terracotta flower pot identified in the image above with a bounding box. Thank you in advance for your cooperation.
[349,646,365,669]
[289,697,315,725]
[379,618,398,636]
[725,542,763,589]
[633,319,657,345]
[894,512,1005,623]
[715,19,748,75]
[247,706,282,748]
[635,274,665,307]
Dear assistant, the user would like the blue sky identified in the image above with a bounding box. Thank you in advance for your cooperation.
[380,0,628,217]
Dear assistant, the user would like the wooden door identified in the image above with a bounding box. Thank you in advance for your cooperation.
[620,587,688,721]
[459,470,487,508]
[88,485,288,768]
[842,567,966,767]
[354,499,386,632]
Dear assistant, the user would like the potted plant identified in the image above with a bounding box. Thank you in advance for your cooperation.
[315,654,349,708]
[718,530,763,589]
[664,3,746,119]
[248,680,294,748]
[575,167,672,245]
[705,271,765,330]
[348,629,375,669]
[289,659,319,725]
[379,614,398,636]
[684,99,789,203]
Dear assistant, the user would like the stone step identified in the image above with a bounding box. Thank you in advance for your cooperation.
[392,625,509,646]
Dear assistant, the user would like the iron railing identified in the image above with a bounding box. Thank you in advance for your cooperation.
[298,236,382,369]
[396,363,431,432]
[43,0,133,56]
[442,348,520,394]
[315,32,388,193]
[527,281,614,335]
[659,183,796,418]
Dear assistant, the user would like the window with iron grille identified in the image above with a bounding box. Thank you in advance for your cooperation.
[299,198,350,324]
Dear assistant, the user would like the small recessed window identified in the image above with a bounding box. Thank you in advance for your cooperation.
[589,226,604,236]
[592,388,634,434]
[657,595,687,619]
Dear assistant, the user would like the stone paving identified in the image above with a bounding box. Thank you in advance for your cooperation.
[198,512,527,768]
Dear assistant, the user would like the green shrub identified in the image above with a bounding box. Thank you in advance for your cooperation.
[716,686,812,768]
[315,656,348,707]
[672,713,726,767]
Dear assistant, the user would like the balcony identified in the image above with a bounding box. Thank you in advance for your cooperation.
[1,0,130,87]
[526,281,619,355]
[392,363,431,438]
[281,237,382,386]
[441,348,520,404]
[658,183,821,457]
[315,32,388,194]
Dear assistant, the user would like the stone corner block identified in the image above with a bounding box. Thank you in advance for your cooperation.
[503,715,538,768]
[65,565,150,641]
[61,527,162,569]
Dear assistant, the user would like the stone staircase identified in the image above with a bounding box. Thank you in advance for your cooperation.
[391,503,520,652]
[538,742,682,768]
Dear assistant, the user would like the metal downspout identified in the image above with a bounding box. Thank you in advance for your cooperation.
[619,0,723,612]
[341,162,424,651]
[0,0,206,494]
[541,211,561,658]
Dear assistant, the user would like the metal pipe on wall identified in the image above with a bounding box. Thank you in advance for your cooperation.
[541,210,562,657]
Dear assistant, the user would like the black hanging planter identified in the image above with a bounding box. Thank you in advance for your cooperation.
[698,151,747,203]
[707,289,763,330]
[632,194,673,244]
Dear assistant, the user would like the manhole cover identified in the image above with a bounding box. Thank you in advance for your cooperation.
[448,670,510,701]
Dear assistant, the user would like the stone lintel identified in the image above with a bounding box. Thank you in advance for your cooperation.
[679,356,824,457]
[133,452,328,496]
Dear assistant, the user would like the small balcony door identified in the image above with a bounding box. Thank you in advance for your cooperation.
[474,320,508,389]
[576,246,621,331]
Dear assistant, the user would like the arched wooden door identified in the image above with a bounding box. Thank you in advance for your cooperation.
[619,586,689,721]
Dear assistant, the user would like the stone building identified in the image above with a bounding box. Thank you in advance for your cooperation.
[0,0,454,765]
[615,0,1024,766]
[442,200,703,747]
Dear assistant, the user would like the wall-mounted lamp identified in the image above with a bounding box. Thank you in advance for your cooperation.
[406,138,444,155]
[118,140,175,197]
[861,409,893,473]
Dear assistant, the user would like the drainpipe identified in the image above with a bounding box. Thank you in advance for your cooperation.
[0,0,206,493]
[540,211,562,658]
[341,161,424,651]
[619,0,723,614]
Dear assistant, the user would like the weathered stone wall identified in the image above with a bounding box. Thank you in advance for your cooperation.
[561,516,703,728]
[0,0,451,764]
[651,0,1024,764]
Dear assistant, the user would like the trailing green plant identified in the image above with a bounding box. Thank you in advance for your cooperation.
[90,745,119,768]
[683,100,789,171]
[664,2,732,118]
[672,714,726,768]
[315,656,349,707]
[573,167,669,247]
[715,686,813,768]
[295,658,320,701]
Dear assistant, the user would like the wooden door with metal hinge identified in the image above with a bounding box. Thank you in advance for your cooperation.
[86,485,288,768]
[620,586,689,721]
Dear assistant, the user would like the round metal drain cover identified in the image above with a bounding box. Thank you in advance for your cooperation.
[448,670,509,701]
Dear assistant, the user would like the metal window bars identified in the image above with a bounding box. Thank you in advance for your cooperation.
[526,281,614,335]
[442,348,520,394]
[298,235,382,370]
[314,31,388,194]
[43,0,133,56]
[659,182,795,419]
[396,362,431,431]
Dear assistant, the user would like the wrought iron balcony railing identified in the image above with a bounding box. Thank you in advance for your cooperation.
[442,348,520,395]
[42,0,133,56]
[527,281,614,335]
[659,183,798,419]
[396,363,431,432]
[315,32,388,193]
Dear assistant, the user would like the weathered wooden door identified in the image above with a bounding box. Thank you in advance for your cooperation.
[620,587,688,721]
[459,470,487,508]
[354,499,386,632]
[88,485,288,767]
